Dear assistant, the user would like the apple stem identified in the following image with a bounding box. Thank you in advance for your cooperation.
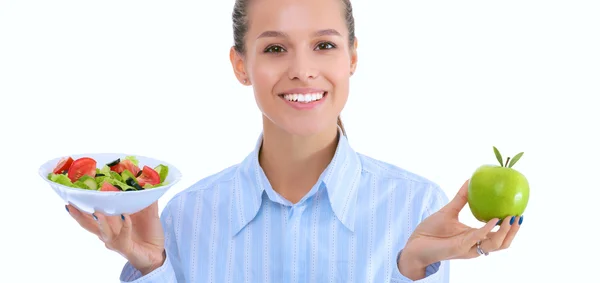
[505,157,510,167]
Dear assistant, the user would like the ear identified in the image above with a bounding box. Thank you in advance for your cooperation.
[350,37,358,75]
[229,46,250,85]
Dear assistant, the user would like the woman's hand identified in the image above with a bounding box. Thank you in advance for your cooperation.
[398,180,523,280]
[66,202,166,275]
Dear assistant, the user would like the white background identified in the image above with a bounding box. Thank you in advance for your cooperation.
[1,0,599,282]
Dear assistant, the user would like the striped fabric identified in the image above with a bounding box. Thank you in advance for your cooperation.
[120,128,450,282]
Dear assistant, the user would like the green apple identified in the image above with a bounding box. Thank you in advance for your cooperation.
[467,146,530,223]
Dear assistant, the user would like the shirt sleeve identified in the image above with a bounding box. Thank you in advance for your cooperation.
[119,203,184,283]
[119,252,178,283]
[390,250,449,283]
[390,183,451,283]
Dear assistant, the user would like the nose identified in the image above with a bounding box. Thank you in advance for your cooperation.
[287,51,319,82]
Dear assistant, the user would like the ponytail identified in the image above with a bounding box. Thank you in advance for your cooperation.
[337,116,346,136]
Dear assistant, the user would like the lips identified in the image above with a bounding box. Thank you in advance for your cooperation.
[277,88,329,110]
[280,92,326,103]
[278,87,328,104]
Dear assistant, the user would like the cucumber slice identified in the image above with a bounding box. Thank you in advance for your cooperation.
[83,178,98,190]
[154,164,169,183]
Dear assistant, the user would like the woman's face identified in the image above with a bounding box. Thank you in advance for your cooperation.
[231,0,358,136]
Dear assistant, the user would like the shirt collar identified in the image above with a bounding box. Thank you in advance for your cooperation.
[231,127,362,237]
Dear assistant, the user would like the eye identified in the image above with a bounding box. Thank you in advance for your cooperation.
[315,41,336,50]
[264,45,286,53]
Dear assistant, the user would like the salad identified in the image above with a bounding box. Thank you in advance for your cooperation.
[47,155,169,192]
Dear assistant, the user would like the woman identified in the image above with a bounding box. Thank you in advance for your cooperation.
[66,0,523,282]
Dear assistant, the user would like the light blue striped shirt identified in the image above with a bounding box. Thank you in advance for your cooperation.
[120,129,450,282]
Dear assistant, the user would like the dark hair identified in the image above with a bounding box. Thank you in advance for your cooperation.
[232,0,355,136]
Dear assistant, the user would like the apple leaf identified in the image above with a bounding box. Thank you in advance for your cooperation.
[508,152,524,168]
[493,146,504,166]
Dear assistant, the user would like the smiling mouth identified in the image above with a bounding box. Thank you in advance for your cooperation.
[278,92,327,103]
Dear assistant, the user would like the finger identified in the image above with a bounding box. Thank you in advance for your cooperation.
[481,215,515,252]
[464,217,499,248]
[458,218,499,259]
[66,204,100,236]
[113,214,134,256]
[498,215,522,250]
[465,237,495,259]
[105,213,125,235]
[94,212,122,245]
[444,179,470,215]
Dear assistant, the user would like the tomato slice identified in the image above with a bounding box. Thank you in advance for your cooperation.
[100,182,121,192]
[110,159,140,176]
[67,157,97,182]
[53,157,74,174]
[137,166,161,187]
[109,163,123,173]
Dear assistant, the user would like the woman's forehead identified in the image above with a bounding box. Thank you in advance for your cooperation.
[246,0,347,37]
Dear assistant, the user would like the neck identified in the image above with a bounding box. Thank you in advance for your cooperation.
[259,119,340,204]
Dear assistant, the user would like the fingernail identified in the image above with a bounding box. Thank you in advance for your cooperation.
[92,213,98,221]
[509,216,515,225]
[121,214,125,221]
[496,220,501,225]
[518,215,523,225]
[65,205,69,213]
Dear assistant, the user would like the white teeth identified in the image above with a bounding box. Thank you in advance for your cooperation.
[282,92,325,103]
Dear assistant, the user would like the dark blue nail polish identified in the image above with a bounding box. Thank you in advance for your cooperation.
[121,214,125,221]
[518,215,523,225]
[510,216,515,225]
[496,220,501,225]
[65,205,69,213]
[93,213,98,221]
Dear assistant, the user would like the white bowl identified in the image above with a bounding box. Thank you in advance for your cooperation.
[38,153,182,216]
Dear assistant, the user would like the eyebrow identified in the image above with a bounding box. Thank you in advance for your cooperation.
[257,29,342,39]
